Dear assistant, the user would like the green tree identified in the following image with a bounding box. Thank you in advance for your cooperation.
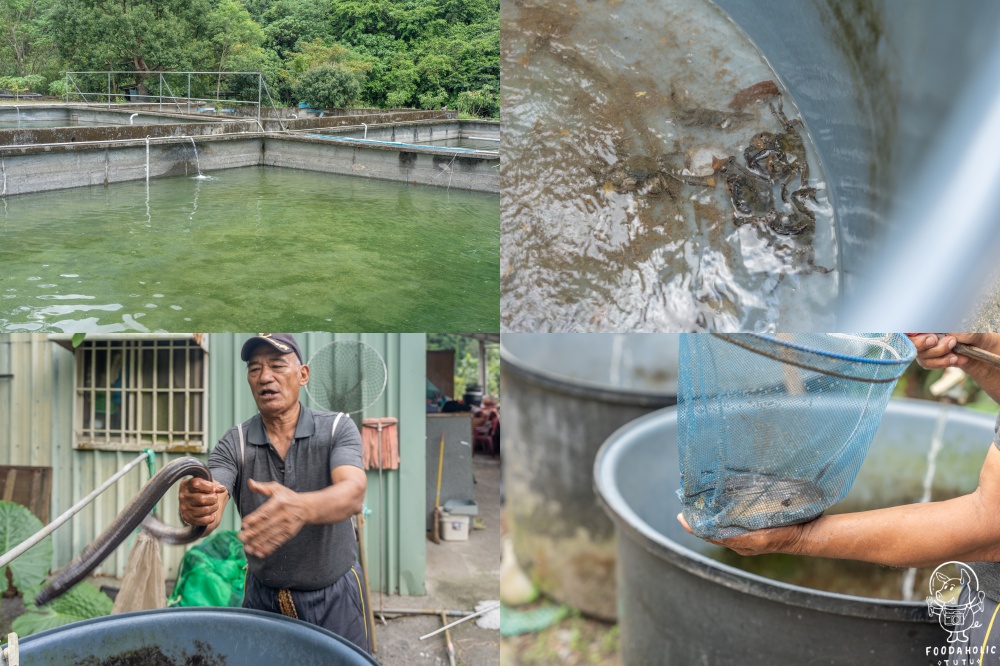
[0,0,55,77]
[205,0,264,98]
[292,63,361,109]
[286,38,369,78]
[261,0,334,57]
[224,47,287,107]
[456,88,497,118]
[329,0,395,43]
[48,0,213,87]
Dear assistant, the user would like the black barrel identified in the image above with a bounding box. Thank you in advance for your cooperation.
[501,333,679,620]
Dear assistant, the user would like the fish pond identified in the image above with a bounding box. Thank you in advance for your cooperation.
[501,0,839,332]
[0,166,499,332]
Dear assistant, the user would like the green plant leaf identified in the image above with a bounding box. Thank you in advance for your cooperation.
[71,333,87,348]
[0,501,52,595]
[13,581,114,637]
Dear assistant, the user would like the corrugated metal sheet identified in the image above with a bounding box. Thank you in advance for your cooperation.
[0,333,426,595]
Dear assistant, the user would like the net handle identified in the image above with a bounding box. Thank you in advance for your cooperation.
[949,340,1000,368]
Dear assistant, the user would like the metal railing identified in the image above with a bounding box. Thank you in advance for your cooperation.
[63,71,285,127]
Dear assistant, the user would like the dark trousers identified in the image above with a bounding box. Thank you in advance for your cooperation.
[243,563,371,654]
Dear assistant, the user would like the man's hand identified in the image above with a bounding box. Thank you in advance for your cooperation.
[239,479,309,558]
[908,333,996,370]
[179,478,227,527]
[676,512,806,557]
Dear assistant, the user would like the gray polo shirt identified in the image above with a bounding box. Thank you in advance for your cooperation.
[208,404,363,591]
[968,412,1000,600]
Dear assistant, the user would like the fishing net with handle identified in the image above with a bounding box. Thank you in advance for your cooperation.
[677,333,916,540]
[304,340,388,414]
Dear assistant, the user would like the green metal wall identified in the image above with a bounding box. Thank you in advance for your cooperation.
[0,333,426,595]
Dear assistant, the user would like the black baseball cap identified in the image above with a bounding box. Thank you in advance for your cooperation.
[241,334,304,364]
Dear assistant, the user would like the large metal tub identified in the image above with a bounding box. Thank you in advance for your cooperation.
[501,0,1000,330]
[0,608,377,665]
[710,0,1000,328]
[501,333,679,620]
[595,399,993,664]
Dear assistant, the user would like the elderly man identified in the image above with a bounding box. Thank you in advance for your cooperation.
[179,334,369,652]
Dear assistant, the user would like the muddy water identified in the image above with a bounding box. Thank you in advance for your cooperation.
[501,0,839,331]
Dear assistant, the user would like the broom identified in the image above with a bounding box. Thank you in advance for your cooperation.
[432,434,445,544]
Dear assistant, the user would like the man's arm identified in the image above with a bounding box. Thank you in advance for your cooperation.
[239,465,367,559]
[681,444,1000,567]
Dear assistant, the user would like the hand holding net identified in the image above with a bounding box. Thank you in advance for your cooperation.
[677,333,916,539]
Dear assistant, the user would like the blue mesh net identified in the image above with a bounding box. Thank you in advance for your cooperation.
[677,333,916,539]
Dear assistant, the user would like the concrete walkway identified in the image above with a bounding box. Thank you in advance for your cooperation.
[372,455,500,665]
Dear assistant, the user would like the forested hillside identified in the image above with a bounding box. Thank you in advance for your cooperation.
[0,0,499,116]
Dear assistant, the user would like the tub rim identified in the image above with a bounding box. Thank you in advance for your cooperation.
[500,336,678,407]
[593,398,996,623]
[9,606,379,664]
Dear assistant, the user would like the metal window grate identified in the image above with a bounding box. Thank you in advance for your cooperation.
[74,338,207,452]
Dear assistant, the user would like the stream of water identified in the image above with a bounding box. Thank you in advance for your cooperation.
[900,404,950,601]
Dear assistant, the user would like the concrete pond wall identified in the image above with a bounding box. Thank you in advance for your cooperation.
[0,133,499,195]
[265,108,456,132]
[0,120,260,148]
[0,107,459,146]
[312,119,500,144]
[0,105,225,126]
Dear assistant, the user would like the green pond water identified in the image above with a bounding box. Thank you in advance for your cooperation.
[0,166,499,332]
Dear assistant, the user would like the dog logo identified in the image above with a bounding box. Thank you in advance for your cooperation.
[927,561,985,644]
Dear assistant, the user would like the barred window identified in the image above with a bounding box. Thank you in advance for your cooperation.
[74,336,208,452]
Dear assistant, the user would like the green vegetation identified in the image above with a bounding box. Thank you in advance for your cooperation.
[427,335,499,398]
[0,500,113,637]
[0,0,499,116]
[293,63,361,108]
[0,74,43,99]
[14,581,114,636]
[0,501,51,595]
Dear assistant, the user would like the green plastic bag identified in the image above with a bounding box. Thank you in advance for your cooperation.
[167,530,246,608]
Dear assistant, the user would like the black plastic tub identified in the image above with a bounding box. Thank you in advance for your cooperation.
[0,607,378,666]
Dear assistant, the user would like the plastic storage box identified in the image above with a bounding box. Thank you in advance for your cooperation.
[440,512,470,541]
